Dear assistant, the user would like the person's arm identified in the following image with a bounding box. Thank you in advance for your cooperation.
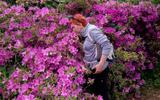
[99,54,107,67]
[90,29,113,74]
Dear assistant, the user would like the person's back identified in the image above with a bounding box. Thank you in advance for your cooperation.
[81,23,114,71]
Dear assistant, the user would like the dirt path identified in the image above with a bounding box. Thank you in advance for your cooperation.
[141,87,160,100]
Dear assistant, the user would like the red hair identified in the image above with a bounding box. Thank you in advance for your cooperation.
[70,14,87,27]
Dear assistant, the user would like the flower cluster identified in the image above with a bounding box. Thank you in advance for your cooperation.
[0,48,13,65]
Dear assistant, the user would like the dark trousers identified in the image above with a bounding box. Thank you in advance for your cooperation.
[83,67,111,100]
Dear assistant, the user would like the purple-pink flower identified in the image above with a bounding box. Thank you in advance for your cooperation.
[59,18,69,25]
[17,94,35,100]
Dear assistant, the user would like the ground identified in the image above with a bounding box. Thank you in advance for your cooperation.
[141,87,160,100]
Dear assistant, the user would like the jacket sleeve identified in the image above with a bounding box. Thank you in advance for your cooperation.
[90,29,113,57]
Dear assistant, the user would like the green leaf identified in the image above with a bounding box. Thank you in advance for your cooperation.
[152,0,160,4]
[0,67,7,78]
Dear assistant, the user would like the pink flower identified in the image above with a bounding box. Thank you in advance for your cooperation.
[39,27,49,35]
[21,20,31,28]
[14,40,23,49]
[42,87,47,94]
[23,31,33,41]
[22,74,29,81]
[7,80,14,90]
[40,0,45,3]
[68,46,78,55]
[123,87,130,93]
[4,8,11,15]
[104,27,116,34]
[17,94,35,100]
[93,4,106,13]
[114,31,122,38]
[59,18,69,25]
[35,7,49,18]
[139,79,145,85]
[41,7,49,17]
[97,95,103,100]
[124,34,134,40]
[40,7,49,17]
[15,30,22,36]
[61,87,68,97]
[49,23,57,33]
[11,5,25,15]
[19,83,29,94]
[10,68,21,78]
[37,64,45,72]
[133,73,141,81]
[50,54,62,65]
[9,18,19,30]
[45,71,52,79]
[0,48,13,65]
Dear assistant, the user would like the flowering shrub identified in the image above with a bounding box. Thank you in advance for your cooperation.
[0,1,159,99]
[85,1,160,99]
[0,3,102,99]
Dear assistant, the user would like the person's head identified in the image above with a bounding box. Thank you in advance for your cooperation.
[69,14,88,33]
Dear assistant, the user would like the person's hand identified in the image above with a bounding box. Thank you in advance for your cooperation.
[93,63,104,74]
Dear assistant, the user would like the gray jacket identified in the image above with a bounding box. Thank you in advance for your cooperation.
[80,23,114,70]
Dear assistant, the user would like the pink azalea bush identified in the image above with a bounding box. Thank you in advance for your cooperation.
[86,1,159,99]
[0,3,98,99]
[0,1,159,99]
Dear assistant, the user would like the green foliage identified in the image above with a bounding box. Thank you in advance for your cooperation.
[5,0,16,5]
[44,0,58,8]
[117,0,140,4]
[142,57,160,88]
[108,47,147,99]
[0,54,24,89]
[4,0,160,9]
[115,47,139,61]
[44,0,71,10]
[152,0,160,4]
[117,0,160,5]
[109,61,126,99]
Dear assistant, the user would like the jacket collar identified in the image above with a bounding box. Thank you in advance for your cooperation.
[80,23,90,37]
